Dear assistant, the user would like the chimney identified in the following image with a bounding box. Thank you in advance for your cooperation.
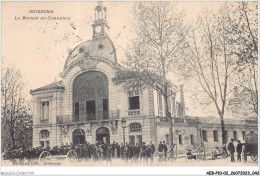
[180,85,185,117]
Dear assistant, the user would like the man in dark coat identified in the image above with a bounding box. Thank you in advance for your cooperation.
[111,141,116,158]
[140,142,147,163]
[82,144,87,161]
[116,143,120,158]
[64,143,69,154]
[75,145,81,158]
[146,145,153,164]
[102,144,107,160]
[149,141,155,163]
[228,138,235,162]
[236,140,243,162]
[128,144,134,163]
[162,141,168,160]
[133,143,140,163]
[125,144,129,162]
[150,142,155,155]
[120,143,126,160]
[56,146,60,155]
[35,147,41,159]
[92,145,98,162]
[31,148,36,159]
[242,142,248,163]
[50,147,55,155]
[106,145,112,164]
[60,143,64,155]
[158,141,163,159]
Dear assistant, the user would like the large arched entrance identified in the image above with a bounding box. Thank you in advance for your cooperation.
[73,71,109,122]
[96,127,110,144]
[73,129,85,145]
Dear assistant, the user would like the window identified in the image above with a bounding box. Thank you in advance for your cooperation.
[103,99,108,119]
[166,134,169,145]
[175,104,179,117]
[190,135,194,145]
[250,131,254,134]
[137,135,142,146]
[158,92,163,112]
[40,130,49,138]
[45,141,49,148]
[129,123,142,132]
[86,100,96,120]
[242,131,246,141]
[213,130,218,142]
[179,135,183,145]
[96,127,108,135]
[128,90,140,110]
[202,130,208,142]
[41,101,49,120]
[224,130,228,142]
[40,141,44,148]
[74,102,79,122]
[233,131,238,141]
[129,135,135,145]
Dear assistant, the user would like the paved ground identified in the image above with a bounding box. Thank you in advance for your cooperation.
[2,155,258,166]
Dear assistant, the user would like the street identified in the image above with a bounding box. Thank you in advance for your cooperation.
[2,155,258,166]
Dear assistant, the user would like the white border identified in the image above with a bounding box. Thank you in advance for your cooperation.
[1,0,259,176]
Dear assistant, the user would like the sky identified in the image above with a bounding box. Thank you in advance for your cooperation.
[2,1,227,117]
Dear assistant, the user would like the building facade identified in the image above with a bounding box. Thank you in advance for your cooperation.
[30,3,258,154]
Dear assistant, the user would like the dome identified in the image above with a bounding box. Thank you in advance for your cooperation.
[64,36,117,70]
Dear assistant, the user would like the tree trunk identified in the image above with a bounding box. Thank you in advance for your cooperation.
[220,115,226,144]
[11,132,16,149]
[163,93,173,159]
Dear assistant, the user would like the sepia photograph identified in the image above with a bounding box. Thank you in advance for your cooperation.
[1,1,259,175]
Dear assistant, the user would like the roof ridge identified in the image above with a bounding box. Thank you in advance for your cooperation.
[30,80,64,94]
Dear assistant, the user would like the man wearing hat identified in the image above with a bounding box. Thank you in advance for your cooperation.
[228,138,235,162]
[106,145,112,164]
[236,140,243,162]
[162,141,168,160]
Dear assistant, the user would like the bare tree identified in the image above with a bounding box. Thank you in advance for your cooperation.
[113,2,187,156]
[184,5,237,144]
[1,61,32,150]
[232,2,258,116]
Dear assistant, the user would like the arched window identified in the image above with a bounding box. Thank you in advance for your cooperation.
[73,129,85,136]
[40,130,49,138]
[129,123,142,132]
[73,129,85,145]
[96,127,109,134]
[73,71,109,121]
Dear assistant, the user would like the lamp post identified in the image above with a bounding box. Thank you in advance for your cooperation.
[121,118,126,146]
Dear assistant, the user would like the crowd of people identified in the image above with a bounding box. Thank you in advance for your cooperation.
[3,138,254,164]
[71,141,157,164]
[226,138,250,163]
[2,141,161,164]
